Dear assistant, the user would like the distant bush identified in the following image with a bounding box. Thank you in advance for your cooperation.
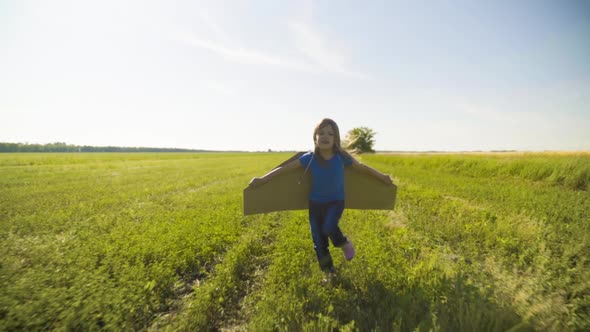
[344,127,376,153]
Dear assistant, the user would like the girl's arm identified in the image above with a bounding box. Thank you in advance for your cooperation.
[350,158,393,185]
[249,159,302,187]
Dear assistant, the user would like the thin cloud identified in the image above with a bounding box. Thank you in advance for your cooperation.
[195,10,231,44]
[171,12,366,79]
[287,19,366,79]
[455,99,590,138]
[456,102,511,122]
[171,29,315,73]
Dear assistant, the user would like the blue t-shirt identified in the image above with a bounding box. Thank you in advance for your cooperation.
[299,151,353,203]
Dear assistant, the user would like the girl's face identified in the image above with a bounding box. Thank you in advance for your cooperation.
[315,125,335,151]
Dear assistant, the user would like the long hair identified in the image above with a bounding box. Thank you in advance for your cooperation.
[313,118,354,165]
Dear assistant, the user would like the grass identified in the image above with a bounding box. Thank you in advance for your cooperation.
[1,152,588,331]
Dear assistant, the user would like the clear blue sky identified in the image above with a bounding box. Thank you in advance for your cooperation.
[1,0,589,151]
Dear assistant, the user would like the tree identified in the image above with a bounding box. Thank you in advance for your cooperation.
[345,127,376,153]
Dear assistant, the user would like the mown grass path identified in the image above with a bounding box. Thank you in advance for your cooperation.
[1,152,588,331]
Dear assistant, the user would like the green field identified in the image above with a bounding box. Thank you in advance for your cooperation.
[1,152,589,331]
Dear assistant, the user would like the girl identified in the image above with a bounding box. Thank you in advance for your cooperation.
[249,118,392,276]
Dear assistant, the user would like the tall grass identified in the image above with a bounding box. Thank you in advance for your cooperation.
[364,152,589,331]
[368,153,590,191]
[1,152,588,331]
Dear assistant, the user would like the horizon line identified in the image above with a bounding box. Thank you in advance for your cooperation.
[1,142,589,154]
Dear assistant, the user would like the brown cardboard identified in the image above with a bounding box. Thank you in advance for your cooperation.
[243,152,397,215]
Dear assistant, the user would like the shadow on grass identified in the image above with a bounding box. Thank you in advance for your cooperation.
[307,272,534,332]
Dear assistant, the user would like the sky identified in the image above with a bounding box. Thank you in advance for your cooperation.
[1,0,589,152]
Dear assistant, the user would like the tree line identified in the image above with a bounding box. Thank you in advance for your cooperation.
[0,142,209,153]
[1,126,378,153]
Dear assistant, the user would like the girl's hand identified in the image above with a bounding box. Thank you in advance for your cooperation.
[249,177,266,188]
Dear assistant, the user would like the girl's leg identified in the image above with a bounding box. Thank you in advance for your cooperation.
[309,202,333,271]
[322,200,347,247]
[323,200,355,260]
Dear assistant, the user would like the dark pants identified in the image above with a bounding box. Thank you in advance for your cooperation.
[309,200,348,271]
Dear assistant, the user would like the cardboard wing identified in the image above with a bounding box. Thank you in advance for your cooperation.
[243,152,397,215]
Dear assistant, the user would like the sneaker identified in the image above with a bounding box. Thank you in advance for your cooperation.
[321,267,336,284]
[342,241,355,261]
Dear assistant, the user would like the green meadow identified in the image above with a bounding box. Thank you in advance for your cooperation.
[1,152,588,331]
